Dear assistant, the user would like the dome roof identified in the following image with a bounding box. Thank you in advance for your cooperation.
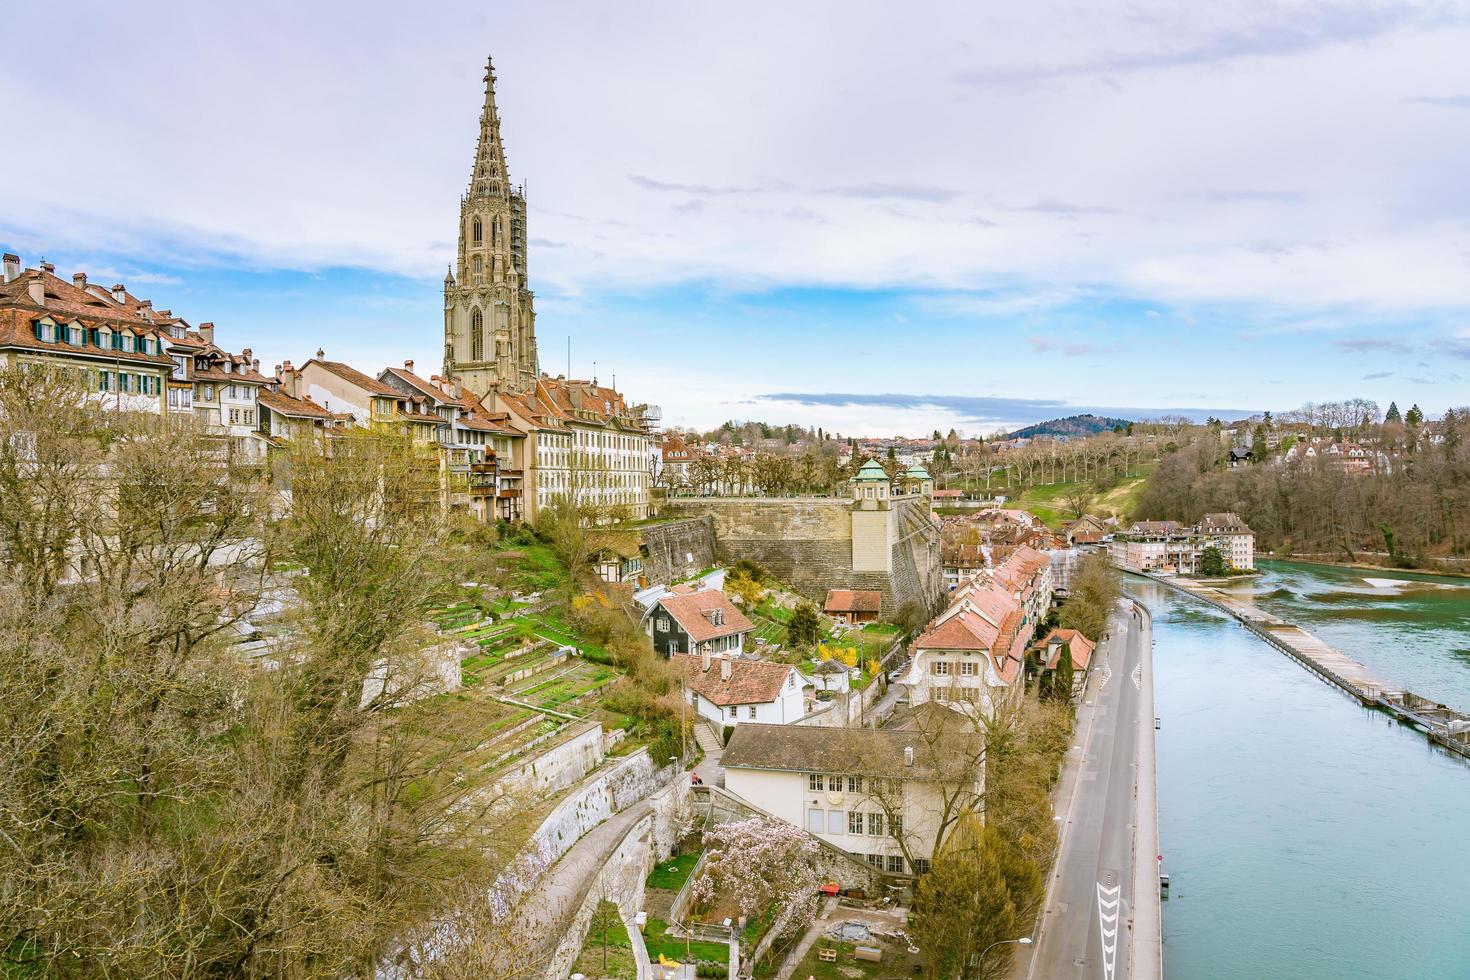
[855,458,889,481]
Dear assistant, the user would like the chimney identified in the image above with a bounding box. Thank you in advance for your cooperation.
[404,359,414,373]
[242,347,252,362]
[72,272,87,289]
[904,745,915,767]
[112,283,126,303]
[198,322,215,344]
[315,348,325,359]
[702,647,711,672]
[720,655,732,682]
[2,254,19,283]
[251,358,261,374]
[40,261,55,274]
[282,358,294,374]
[26,270,45,305]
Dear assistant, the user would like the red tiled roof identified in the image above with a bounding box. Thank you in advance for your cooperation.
[1036,628,1096,670]
[824,589,881,614]
[309,359,400,396]
[656,589,754,642]
[672,654,795,706]
[258,388,332,419]
[0,308,174,367]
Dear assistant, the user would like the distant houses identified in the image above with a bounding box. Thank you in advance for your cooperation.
[1108,512,1255,574]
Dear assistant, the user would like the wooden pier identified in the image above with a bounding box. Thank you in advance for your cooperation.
[1145,574,1470,762]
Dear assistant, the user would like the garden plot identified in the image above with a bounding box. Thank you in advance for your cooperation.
[514,661,619,717]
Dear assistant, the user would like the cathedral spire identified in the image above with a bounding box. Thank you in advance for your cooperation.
[470,55,510,200]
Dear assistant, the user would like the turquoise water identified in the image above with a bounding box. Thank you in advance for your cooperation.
[1127,573,1470,979]
[1222,559,1470,712]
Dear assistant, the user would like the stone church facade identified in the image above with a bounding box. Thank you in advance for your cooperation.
[443,57,539,396]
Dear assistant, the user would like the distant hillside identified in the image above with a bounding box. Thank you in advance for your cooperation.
[1006,414,1131,440]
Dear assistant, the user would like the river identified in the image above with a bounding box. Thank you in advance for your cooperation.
[1126,562,1470,980]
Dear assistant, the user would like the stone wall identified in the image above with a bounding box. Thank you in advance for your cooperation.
[491,720,605,801]
[531,748,663,864]
[599,516,718,586]
[663,497,942,616]
[543,777,692,979]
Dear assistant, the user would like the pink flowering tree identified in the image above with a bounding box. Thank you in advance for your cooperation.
[689,816,820,928]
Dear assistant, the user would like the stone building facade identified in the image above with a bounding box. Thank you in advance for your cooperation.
[443,56,538,397]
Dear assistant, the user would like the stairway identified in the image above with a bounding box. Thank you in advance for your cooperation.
[693,720,723,754]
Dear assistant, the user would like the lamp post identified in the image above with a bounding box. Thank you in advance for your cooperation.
[978,936,1031,972]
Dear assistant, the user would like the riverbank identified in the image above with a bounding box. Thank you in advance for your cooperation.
[1271,552,1470,580]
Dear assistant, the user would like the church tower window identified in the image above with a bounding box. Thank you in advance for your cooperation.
[471,309,484,361]
[472,217,482,244]
[472,255,483,284]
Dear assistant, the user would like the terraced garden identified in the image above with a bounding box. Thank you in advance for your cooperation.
[512,660,620,717]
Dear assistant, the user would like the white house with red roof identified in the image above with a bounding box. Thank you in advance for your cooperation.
[902,580,1031,718]
[672,651,804,727]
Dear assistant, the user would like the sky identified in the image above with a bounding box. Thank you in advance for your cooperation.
[4,0,1469,436]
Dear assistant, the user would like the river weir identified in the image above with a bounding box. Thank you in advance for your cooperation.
[1128,569,1470,978]
[1145,572,1470,760]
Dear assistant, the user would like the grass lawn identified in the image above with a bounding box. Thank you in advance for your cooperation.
[642,917,728,964]
[573,901,638,980]
[646,851,701,891]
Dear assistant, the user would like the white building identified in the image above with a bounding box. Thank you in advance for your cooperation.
[903,581,1028,720]
[720,721,984,876]
[674,653,804,727]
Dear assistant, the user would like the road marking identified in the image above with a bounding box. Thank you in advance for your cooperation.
[1100,662,1113,689]
[1131,662,1142,691]
[1097,881,1121,980]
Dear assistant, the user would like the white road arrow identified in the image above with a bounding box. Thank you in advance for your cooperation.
[1097,882,1121,980]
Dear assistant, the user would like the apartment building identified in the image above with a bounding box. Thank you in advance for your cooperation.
[721,722,984,876]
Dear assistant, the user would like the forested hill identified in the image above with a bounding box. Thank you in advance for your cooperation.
[1007,414,1131,440]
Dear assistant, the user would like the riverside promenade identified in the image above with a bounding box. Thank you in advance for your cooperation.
[1145,573,1470,761]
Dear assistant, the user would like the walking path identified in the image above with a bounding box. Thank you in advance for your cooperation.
[515,798,656,975]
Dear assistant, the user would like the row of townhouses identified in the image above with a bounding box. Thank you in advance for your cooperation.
[0,59,656,526]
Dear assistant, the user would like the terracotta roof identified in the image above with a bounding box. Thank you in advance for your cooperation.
[656,589,754,642]
[1036,628,1096,671]
[308,359,400,396]
[0,308,174,366]
[673,654,796,706]
[824,589,881,614]
[380,366,447,401]
[258,388,332,419]
[721,723,983,783]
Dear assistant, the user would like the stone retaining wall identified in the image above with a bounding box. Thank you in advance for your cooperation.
[663,497,942,616]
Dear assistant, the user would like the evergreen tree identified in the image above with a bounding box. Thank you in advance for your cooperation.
[1052,643,1074,702]
[1385,401,1402,425]
[1200,545,1227,577]
[787,603,822,649]
[1251,425,1269,463]
[1406,404,1424,428]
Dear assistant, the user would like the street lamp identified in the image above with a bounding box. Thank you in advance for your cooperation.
[978,937,1031,971]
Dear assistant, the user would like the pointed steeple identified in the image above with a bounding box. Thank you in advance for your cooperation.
[469,55,510,200]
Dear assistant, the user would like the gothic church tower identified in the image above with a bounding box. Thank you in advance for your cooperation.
[443,56,538,396]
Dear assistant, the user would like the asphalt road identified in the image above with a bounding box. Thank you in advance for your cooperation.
[1025,602,1148,980]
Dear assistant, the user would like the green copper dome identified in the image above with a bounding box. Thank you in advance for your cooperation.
[855,458,889,481]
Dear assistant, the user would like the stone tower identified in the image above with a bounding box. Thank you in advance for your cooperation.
[443,55,538,396]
